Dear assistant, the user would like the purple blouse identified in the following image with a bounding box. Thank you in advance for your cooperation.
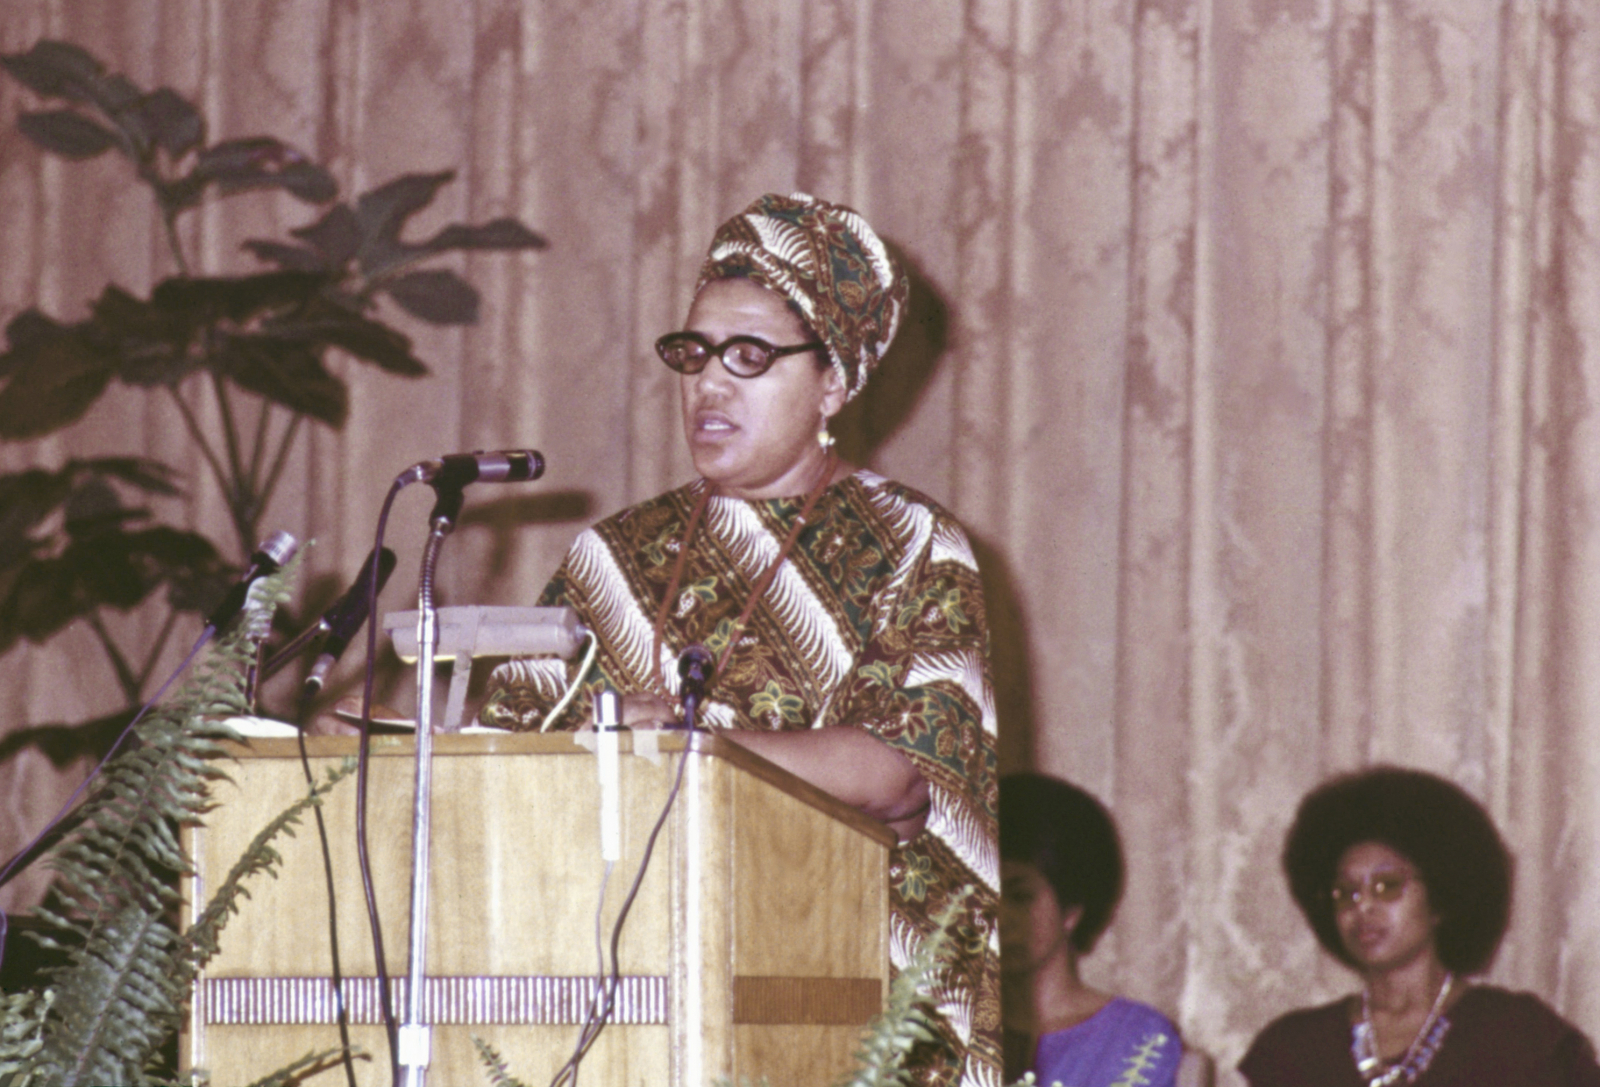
[1030,997,1183,1087]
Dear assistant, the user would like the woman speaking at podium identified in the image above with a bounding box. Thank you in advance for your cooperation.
[480,192,1000,1086]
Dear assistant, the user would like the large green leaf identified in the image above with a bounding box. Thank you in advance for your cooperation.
[58,531,158,611]
[424,216,547,252]
[0,40,104,104]
[0,460,180,572]
[0,709,131,770]
[86,284,196,387]
[81,70,142,120]
[183,137,337,207]
[290,203,362,266]
[0,553,80,647]
[355,170,454,274]
[16,109,117,159]
[241,240,326,273]
[265,297,429,376]
[148,270,324,326]
[2,307,67,363]
[216,335,348,425]
[0,468,71,568]
[0,329,115,437]
[125,87,203,157]
[0,465,224,652]
[382,268,479,325]
[69,457,183,498]
[273,159,339,203]
[61,476,134,530]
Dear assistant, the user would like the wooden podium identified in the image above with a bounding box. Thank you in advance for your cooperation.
[183,731,893,1087]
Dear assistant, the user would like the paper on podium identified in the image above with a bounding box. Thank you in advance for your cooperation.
[221,716,300,738]
[383,605,586,663]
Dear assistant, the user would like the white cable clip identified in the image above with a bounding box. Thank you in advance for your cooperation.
[595,691,622,862]
[398,1022,431,1068]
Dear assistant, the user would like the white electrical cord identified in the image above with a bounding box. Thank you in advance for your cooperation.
[539,630,599,731]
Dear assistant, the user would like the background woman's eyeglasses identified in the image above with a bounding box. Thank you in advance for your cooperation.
[655,331,823,378]
[1330,871,1414,908]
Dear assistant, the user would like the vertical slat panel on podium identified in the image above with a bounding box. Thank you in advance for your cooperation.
[182,731,891,1087]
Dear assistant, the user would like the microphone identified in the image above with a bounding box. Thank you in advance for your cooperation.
[303,547,399,696]
[677,644,715,730]
[205,531,300,630]
[399,450,545,488]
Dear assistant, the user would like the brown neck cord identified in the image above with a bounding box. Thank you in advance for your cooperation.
[650,452,839,701]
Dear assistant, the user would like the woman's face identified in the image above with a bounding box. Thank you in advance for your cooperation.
[999,859,1079,977]
[679,278,846,500]
[1332,840,1441,975]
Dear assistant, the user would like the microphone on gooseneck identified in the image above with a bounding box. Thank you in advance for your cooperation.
[303,547,399,696]
[677,644,715,730]
[205,531,300,631]
[398,450,545,488]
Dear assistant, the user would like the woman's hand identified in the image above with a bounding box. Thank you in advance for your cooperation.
[619,692,677,727]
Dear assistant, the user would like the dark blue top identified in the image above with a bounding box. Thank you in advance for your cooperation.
[1032,997,1183,1087]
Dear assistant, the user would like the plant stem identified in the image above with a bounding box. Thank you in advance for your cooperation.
[161,209,191,279]
[258,411,304,527]
[167,385,233,515]
[208,372,255,557]
[85,612,142,707]
[134,609,181,696]
[247,395,272,497]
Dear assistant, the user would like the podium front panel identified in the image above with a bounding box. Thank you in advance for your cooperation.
[183,731,891,1087]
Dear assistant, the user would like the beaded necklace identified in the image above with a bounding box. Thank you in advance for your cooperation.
[1350,973,1454,1087]
[648,452,839,703]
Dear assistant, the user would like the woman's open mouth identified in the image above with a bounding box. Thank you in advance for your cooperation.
[694,409,737,437]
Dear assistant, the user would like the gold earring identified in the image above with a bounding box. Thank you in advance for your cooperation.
[817,424,836,450]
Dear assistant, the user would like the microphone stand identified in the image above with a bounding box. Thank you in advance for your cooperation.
[398,484,465,1087]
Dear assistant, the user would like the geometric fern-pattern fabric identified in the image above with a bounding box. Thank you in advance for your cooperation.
[480,469,1002,1087]
[1029,999,1182,1087]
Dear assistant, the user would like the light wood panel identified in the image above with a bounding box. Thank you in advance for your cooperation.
[182,731,892,1087]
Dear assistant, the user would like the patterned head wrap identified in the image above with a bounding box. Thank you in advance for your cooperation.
[695,192,908,403]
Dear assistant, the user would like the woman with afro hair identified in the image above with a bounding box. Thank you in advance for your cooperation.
[999,773,1184,1087]
[1241,765,1600,1086]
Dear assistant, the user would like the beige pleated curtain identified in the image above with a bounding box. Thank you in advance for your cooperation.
[2,0,1597,1079]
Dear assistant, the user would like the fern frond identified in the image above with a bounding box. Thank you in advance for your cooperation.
[835,888,971,1087]
[31,904,186,1085]
[472,1036,534,1087]
[0,989,52,1085]
[14,563,306,1087]
[180,757,356,972]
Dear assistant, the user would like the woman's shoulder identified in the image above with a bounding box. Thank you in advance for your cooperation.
[1455,985,1569,1027]
[1430,986,1600,1083]
[1454,985,1599,1047]
[847,471,980,558]
[1096,996,1181,1040]
[1240,997,1353,1077]
[850,469,961,521]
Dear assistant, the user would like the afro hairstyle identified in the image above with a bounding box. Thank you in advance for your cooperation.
[999,773,1124,953]
[1282,765,1513,975]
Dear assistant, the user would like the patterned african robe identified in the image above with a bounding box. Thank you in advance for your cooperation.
[480,470,1002,1087]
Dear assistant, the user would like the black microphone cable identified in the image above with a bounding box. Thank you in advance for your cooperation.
[350,475,409,1086]
[547,732,694,1087]
[347,450,547,1085]
[292,707,360,1087]
[280,549,396,1087]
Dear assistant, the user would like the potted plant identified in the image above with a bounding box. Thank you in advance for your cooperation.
[0,38,545,748]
